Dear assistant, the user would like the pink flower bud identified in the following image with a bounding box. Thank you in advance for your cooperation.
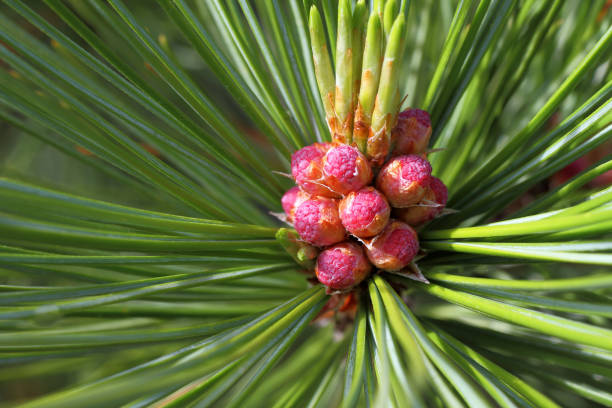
[376,155,432,207]
[316,242,372,290]
[323,144,373,195]
[394,189,436,227]
[395,177,447,226]
[364,220,419,271]
[339,187,390,238]
[294,197,346,246]
[391,109,432,156]
[281,186,310,223]
[291,143,339,197]
[430,177,448,209]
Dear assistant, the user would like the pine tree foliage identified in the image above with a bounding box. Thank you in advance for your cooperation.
[0,0,611,406]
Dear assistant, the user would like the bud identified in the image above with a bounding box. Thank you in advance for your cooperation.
[394,188,436,227]
[339,187,390,238]
[376,154,432,207]
[367,15,407,167]
[430,176,448,209]
[275,228,319,270]
[364,220,419,271]
[316,242,372,290]
[281,186,310,223]
[291,143,339,197]
[395,177,447,226]
[323,144,373,195]
[366,128,391,168]
[391,109,432,156]
[294,197,346,246]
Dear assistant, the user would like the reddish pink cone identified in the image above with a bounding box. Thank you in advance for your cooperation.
[395,189,436,227]
[395,177,448,226]
[430,177,448,208]
[391,109,432,156]
[291,143,339,197]
[376,155,432,207]
[323,144,373,195]
[294,197,345,246]
[316,242,372,290]
[364,220,419,271]
[281,186,310,223]
[339,187,390,238]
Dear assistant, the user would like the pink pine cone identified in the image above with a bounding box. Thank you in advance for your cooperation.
[364,220,419,271]
[291,143,339,197]
[294,197,346,247]
[316,242,372,290]
[392,109,432,156]
[281,186,310,223]
[339,187,390,238]
[430,176,448,208]
[376,155,432,207]
[395,177,448,226]
[323,144,373,195]
[395,189,436,227]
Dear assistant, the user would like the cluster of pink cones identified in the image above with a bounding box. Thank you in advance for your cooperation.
[281,109,448,292]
